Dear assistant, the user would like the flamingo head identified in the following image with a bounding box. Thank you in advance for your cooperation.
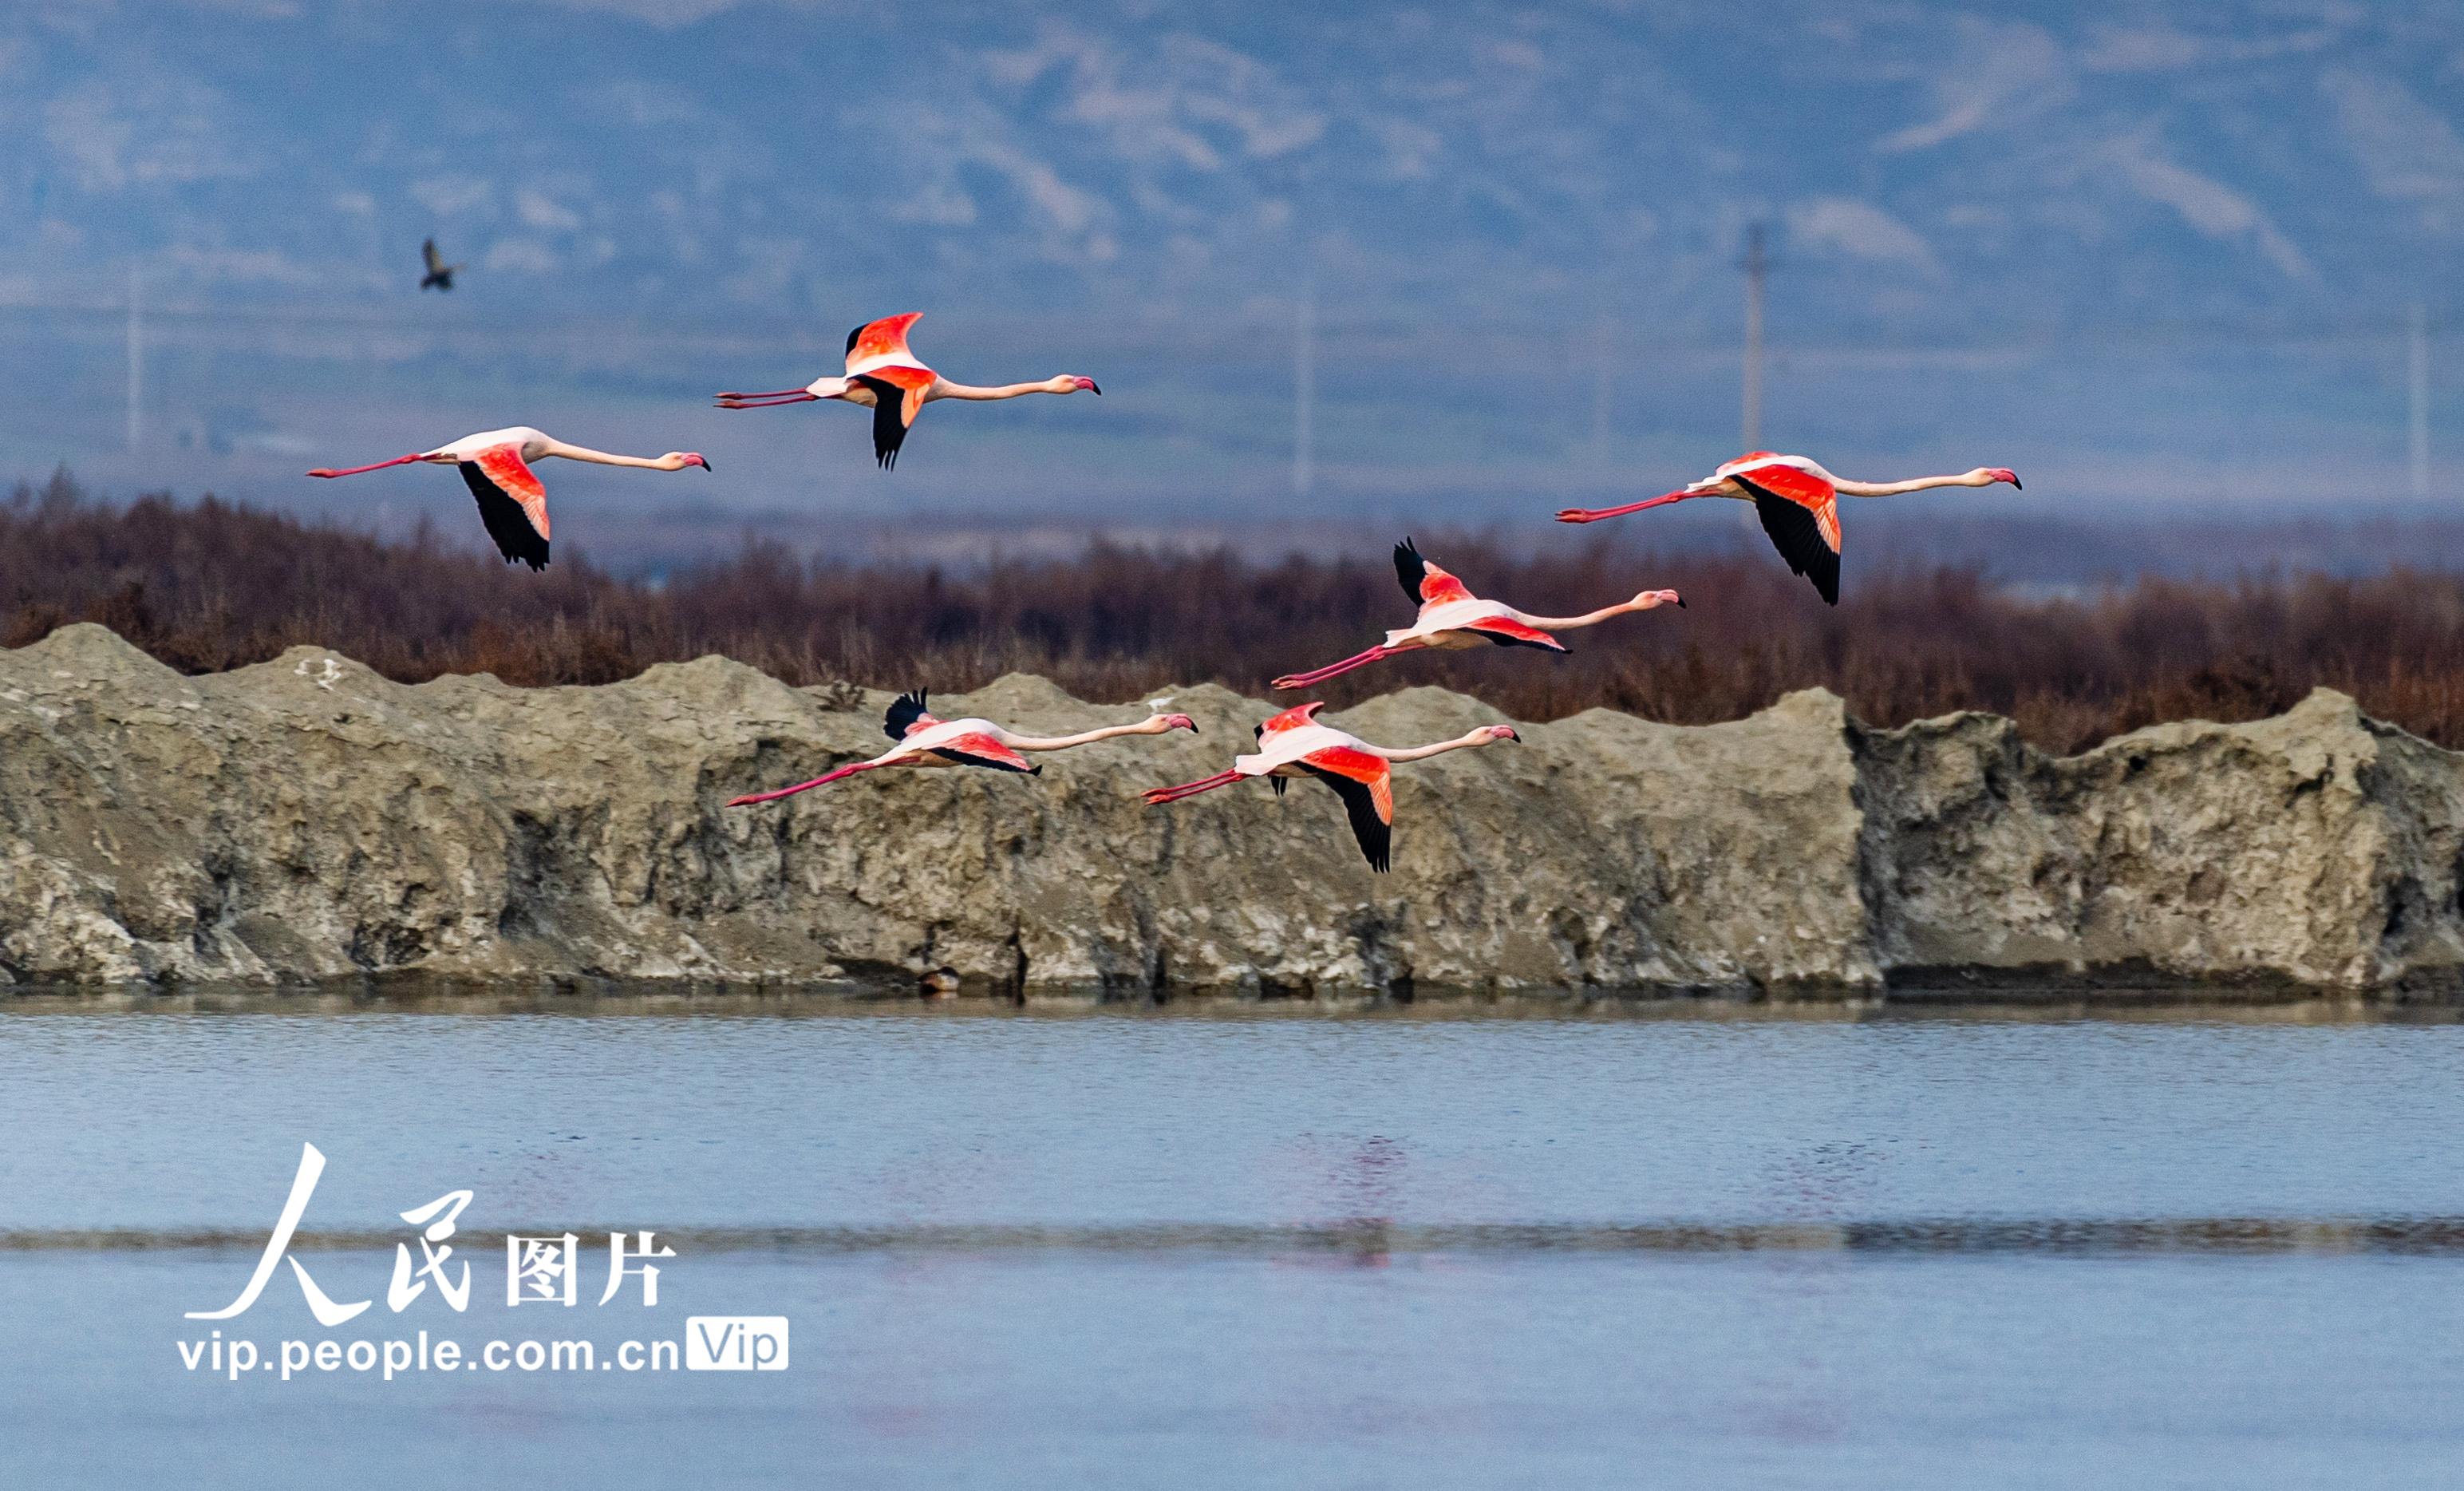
[1059,375,1101,395]
[1157,713,1198,734]
[1981,467,2020,489]
[668,452,712,472]
[1632,588,1684,611]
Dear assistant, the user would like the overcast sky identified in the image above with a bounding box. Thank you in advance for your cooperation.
[2,0,2461,555]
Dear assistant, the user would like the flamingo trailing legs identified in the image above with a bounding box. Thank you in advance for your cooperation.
[1141,701,1519,872]
[309,427,709,571]
[1555,453,2019,603]
[1271,538,1682,690]
[714,312,1100,469]
[729,691,1195,807]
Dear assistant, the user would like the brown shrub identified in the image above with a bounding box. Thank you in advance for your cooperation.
[7,469,2464,755]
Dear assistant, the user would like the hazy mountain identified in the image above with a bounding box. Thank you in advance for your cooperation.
[2,0,2459,552]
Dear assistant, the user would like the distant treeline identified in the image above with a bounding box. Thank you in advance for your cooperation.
[6,469,2462,754]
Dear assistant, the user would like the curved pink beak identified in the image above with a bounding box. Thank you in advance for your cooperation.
[1166,714,1197,733]
[1988,467,2020,488]
[1075,377,1101,394]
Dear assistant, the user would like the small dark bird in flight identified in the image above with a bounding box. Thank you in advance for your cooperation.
[420,239,464,292]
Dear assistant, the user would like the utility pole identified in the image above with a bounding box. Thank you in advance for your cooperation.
[1591,314,1613,465]
[126,262,144,453]
[1740,223,1767,451]
[2410,302,2430,500]
[1294,275,1315,498]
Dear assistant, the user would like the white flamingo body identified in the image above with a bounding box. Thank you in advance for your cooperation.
[1234,722,1359,777]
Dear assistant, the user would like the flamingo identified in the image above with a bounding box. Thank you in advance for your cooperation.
[1555,453,2020,604]
[1139,700,1519,872]
[729,691,1196,808]
[307,427,709,571]
[1270,538,1683,691]
[419,239,462,291]
[713,312,1100,469]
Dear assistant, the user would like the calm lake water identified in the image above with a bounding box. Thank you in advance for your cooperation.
[3,995,2462,1489]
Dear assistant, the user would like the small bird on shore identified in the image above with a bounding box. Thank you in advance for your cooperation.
[729,691,1197,807]
[713,312,1100,469]
[1555,453,2020,604]
[1271,538,1682,691]
[419,239,463,291]
[1140,701,1519,872]
[308,427,709,571]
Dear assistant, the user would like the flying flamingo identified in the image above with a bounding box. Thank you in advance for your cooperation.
[1270,538,1683,691]
[729,691,1196,807]
[713,312,1100,469]
[1555,453,2020,604]
[1140,700,1519,872]
[308,426,709,571]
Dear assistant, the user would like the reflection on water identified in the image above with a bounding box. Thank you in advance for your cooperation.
[4,993,2463,1489]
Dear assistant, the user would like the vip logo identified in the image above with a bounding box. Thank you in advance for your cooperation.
[685,1316,790,1371]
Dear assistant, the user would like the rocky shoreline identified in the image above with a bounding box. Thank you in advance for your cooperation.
[2,623,2458,1001]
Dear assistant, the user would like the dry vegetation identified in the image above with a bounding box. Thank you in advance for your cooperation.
[9,469,2464,754]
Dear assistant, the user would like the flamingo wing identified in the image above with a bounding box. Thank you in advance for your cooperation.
[845,313,926,376]
[852,366,934,469]
[1392,538,1475,607]
[1299,745,1395,872]
[884,690,939,742]
[929,731,1039,774]
[1459,614,1570,652]
[1260,701,1329,737]
[458,445,551,571]
[1729,464,1842,605]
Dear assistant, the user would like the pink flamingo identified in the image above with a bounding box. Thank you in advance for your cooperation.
[1141,701,1519,872]
[1272,538,1682,691]
[714,312,1100,469]
[731,691,1195,807]
[1557,452,2019,603]
[309,426,709,571]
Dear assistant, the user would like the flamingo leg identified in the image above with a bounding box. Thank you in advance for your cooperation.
[1269,647,1393,691]
[1554,490,1693,524]
[729,758,887,807]
[307,454,426,478]
[714,390,821,408]
[1141,769,1247,806]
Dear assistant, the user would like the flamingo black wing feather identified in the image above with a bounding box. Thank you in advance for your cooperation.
[884,690,930,742]
[1301,765,1392,872]
[457,461,548,570]
[1738,479,1840,605]
[1392,538,1428,606]
[852,374,909,469]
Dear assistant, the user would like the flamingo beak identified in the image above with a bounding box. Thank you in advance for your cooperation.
[1500,727,1522,743]
[1076,378,1101,395]
[1170,714,1197,734]
[693,454,713,471]
[1991,468,2019,488]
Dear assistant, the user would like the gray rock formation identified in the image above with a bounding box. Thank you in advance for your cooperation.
[2,623,2458,999]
